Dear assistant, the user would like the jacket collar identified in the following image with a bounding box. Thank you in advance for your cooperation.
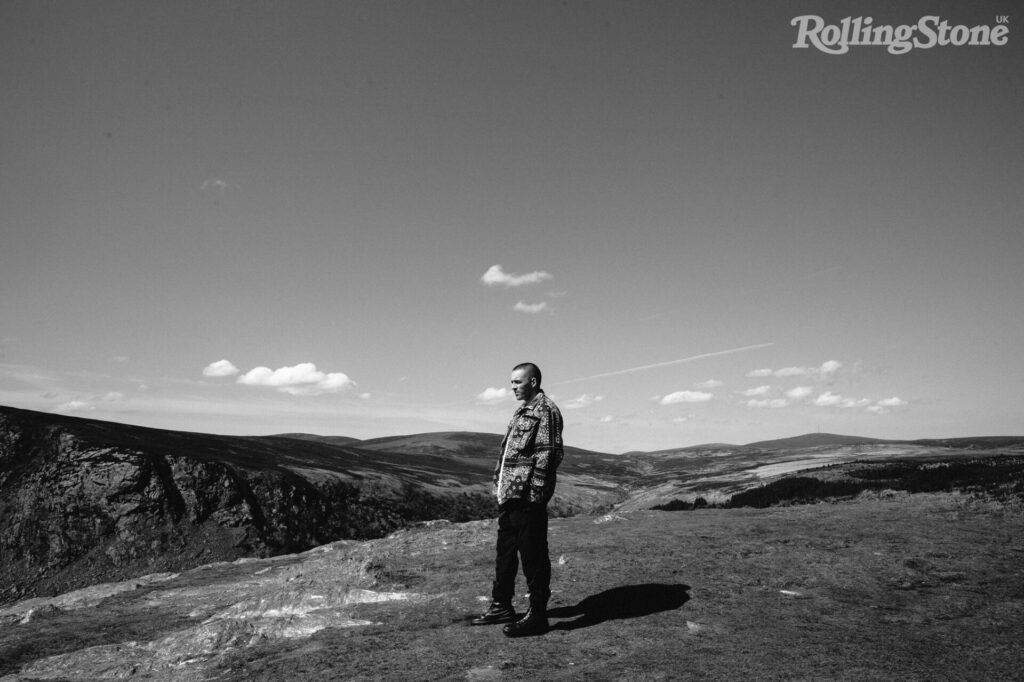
[515,389,545,414]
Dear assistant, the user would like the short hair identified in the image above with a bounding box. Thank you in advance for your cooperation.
[512,362,542,386]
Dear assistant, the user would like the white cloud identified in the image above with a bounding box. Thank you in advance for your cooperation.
[820,360,842,376]
[749,361,843,379]
[477,387,511,404]
[867,397,906,414]
[565,394,604,409]
[101,391,126,402]
[203,360,240,377]
[814,391,843,407]
[201,178,238,193]
[600,415,614,423]
[481,264,553,288]
[747,398,789,408]
[740,385,772,397]
[237,363,354,396]
[513,301,549,314]
[660,390,713,405]
[786,386,814,400]
[358,392,372,400]
[814,391,872,409]
[55,400,93,412]
[695,379,723,389]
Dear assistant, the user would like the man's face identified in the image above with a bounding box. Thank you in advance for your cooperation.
[510,368,538,403]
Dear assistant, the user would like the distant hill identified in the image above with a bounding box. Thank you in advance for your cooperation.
[358,431,495,455]
[742,432,894,450]
[911,436,1024,449]
[271,433,363,447]
[357,431,644,479]
[613,432,1024,512]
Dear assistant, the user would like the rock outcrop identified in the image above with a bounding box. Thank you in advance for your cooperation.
[0,407,497,605]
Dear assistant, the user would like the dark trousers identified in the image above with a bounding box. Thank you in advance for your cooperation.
[492,500,551,611]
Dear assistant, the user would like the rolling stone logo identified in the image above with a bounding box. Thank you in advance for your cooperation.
[792,15,1010,54]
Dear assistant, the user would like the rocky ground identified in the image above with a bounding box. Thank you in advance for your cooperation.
[2,491,1022,681]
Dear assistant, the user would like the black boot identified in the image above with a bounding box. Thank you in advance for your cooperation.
[502,606,548,637]
[470,601,517,626]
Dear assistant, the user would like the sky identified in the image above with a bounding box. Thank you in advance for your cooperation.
[2,1,1021,453]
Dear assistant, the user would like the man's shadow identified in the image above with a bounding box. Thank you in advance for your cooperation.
[547,583,691,631]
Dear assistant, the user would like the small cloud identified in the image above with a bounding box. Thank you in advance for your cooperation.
[695,379,723,389]
[513,301,549,314]
[565,394,603,409]
[203,359,240,377]
[477,387,511,404]
[785,386,814,400]
[660,390,713,405]
[747,398,788,409]
[740,385,772,397]
[814,391,843,407]
[750,361,844,379]
[867,398,904,414]
[481,264,553,288]
[814,391,871,408]
[111,356,130,363]
[201,178,238,193]
[101,391,126,402]
[599,415,614,423]
[820,360,842,376]
[55,400,93,412]
[358,392,372,400]
[237,362,354,396]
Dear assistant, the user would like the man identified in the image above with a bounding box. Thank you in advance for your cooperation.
[471,362,564,637]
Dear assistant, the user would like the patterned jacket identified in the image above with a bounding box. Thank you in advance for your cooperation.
[493,391,564,506]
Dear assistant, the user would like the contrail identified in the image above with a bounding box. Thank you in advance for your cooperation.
[557,343,775,384]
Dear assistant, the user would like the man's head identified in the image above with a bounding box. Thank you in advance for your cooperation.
[510,363,542,402]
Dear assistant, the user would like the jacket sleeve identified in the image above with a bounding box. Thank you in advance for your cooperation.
[527,404,564,505]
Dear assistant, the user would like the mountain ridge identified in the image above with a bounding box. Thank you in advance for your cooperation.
[3,403,1022,606]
